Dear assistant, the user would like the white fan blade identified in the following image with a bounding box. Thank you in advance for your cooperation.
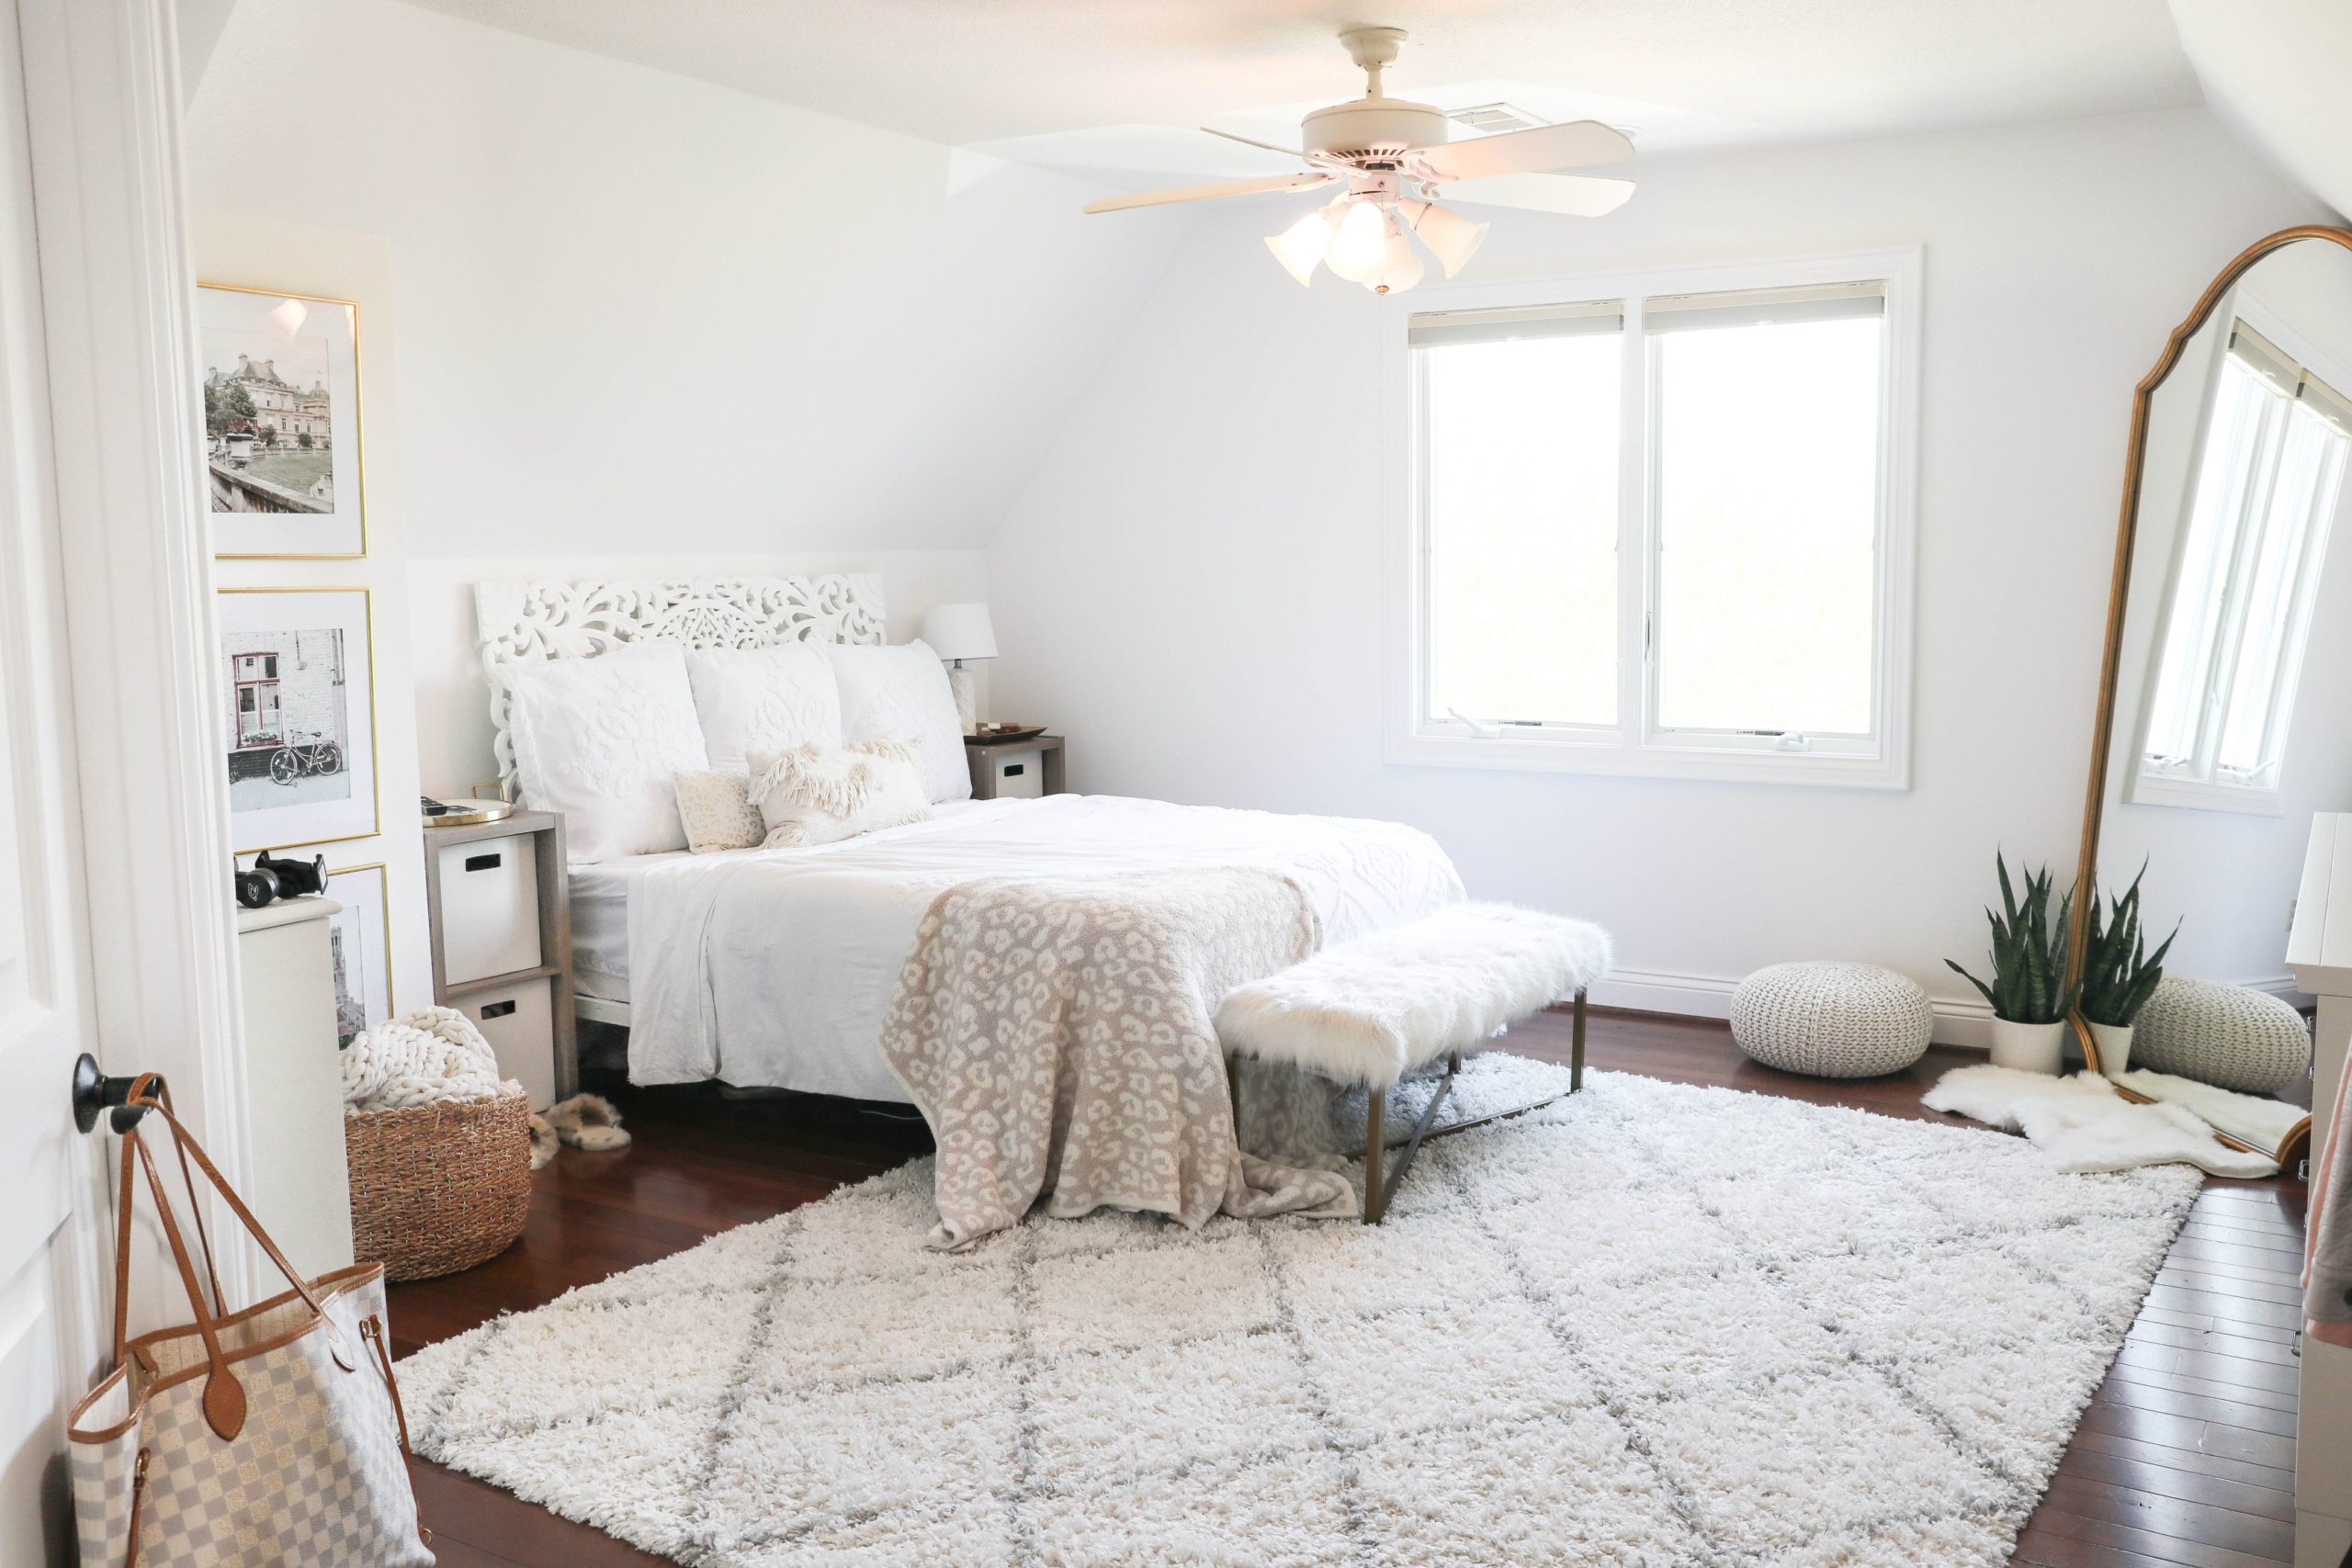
[1412,119,1634,181]
[1441,172,1635,218]
[1083,171,1333,215]
[1200,125,1305,159]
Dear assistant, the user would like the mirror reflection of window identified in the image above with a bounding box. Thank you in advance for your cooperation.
[2141,317,2352,800]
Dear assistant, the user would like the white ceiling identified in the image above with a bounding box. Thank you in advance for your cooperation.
[394,0,2202,180]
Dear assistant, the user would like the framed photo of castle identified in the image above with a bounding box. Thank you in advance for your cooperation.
[198,284,364,558]
[323,862,392,1046]
[218,587,379,852]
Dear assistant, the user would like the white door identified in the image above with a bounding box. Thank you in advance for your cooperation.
[0,0,131,1560]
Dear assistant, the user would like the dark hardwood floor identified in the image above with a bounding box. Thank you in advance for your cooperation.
[392,1009,2308,1568]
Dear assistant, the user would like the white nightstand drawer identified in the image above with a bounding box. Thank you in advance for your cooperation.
[987,748,1046,799]
[437,831,540,984]
[458,977,556,1109]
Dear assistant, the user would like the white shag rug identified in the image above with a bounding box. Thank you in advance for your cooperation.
[397,1060,2202,1567]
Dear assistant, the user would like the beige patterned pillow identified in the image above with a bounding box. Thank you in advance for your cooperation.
[746,739,932,849]
[671,770,766,854]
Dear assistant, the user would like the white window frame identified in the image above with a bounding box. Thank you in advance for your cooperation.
[2124,292,2352,818]
[1382,248,1922,788]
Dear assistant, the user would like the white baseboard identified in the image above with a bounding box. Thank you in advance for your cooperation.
[2238,974,2307,1003]
[1587,966,2000,1051]
[1584,966,2310,1051]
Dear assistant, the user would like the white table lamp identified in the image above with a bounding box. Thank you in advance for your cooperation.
[922,602,997,732]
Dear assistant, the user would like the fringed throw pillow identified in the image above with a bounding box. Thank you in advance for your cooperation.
[672,770,767,854]
[745,739,932,849]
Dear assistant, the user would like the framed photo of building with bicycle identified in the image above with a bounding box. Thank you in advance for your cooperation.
[218,586,379,851]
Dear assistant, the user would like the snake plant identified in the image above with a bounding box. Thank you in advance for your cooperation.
[2078,863,2178,1028]
[1946,852,2081,1024]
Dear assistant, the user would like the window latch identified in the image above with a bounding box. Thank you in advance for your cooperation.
[1447,707,1503,740]
[1772,732,1811,752]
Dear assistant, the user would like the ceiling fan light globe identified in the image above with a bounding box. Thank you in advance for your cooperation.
[1408,201,1489,278]
[1265,211,1329,286]
[1365,231,1425,295]
[1325,198,1390,283]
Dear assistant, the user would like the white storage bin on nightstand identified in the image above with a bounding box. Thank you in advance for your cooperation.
[965,734,1066,801]
[456,977,558,1108]
[988,748,1046,799]
[425,809,576,1109]
[437,831,540,985]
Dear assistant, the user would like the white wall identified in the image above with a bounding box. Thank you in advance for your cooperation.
[186,0,1191,558]
[195,209,435,1024]
[988,108,2331,1041]
[182,0,1193,938]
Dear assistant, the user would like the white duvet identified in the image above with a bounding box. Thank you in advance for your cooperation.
[601,794,1464,1102]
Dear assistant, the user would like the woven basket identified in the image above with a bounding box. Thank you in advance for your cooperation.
[345,1090,532,1280]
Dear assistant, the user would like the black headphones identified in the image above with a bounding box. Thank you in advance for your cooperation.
[233,850,330,909]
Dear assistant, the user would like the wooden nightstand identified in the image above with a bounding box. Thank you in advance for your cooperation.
[423,808,576,1107]
[966,735,1065,800]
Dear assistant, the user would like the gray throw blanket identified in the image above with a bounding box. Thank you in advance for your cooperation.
[880,867,1355,1249]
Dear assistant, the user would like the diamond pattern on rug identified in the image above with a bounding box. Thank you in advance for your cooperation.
[401,1061,2204,1567]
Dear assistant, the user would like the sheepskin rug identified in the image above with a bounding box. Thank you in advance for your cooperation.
[396,1061,2202,1567]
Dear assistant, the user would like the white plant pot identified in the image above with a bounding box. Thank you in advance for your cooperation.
[2087,1021,2134,1078]
[1988,1018,2067,1075]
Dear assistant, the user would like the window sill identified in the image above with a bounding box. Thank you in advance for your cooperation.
[2120,773,2286,817]
[1385,729,1909,790]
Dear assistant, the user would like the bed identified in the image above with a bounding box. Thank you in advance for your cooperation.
[478,574,1464,1105]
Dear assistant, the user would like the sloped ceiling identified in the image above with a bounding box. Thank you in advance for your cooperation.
[182,0,1195,556]
[2169,0,2352,220]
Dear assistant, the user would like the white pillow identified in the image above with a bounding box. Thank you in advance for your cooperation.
[683,645,842,773]
[501,643,708,862]
[672,770,765,854]
[746,740,932,848]
[825,640,970,804]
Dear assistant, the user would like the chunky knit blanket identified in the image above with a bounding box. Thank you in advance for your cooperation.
[880,867,1355,1250]
[341,1006,522,1111]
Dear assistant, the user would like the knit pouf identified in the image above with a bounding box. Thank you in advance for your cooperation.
[1730,961,1933,1078]
[2131,976,2310,1094]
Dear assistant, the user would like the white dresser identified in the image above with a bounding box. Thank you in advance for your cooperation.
[234,897,355,1278]
[2285,813,2352,1568]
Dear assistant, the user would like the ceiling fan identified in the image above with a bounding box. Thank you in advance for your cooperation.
[1081,26,1635,296]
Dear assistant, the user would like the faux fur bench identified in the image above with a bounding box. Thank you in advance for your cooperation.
[1215,903,1612,1222]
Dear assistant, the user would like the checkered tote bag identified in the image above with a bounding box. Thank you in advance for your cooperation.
[65,1079,434,1566]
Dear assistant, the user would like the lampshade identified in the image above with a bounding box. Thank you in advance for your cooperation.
[1265,209,1332,287]
[1366,231,1425,296]
[1325,199,1390,284]
[921,602,998,662]
[1401,200,1488,279]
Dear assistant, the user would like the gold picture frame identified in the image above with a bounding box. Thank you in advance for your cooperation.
[218,585,382,852]
[199,282,368,560]
[322,860,394,1043]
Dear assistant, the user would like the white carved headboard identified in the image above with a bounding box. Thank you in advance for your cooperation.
[474,574,886,796]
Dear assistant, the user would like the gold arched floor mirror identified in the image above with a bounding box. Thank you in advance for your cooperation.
[2067,223,2352,1172]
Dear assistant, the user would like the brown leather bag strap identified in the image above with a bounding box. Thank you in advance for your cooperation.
[110,1125,138,1364]
[150,1080,227,1323]
[109,1073,225,1362]
[127,1126,246,1440]
[126,1088,331,1323]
